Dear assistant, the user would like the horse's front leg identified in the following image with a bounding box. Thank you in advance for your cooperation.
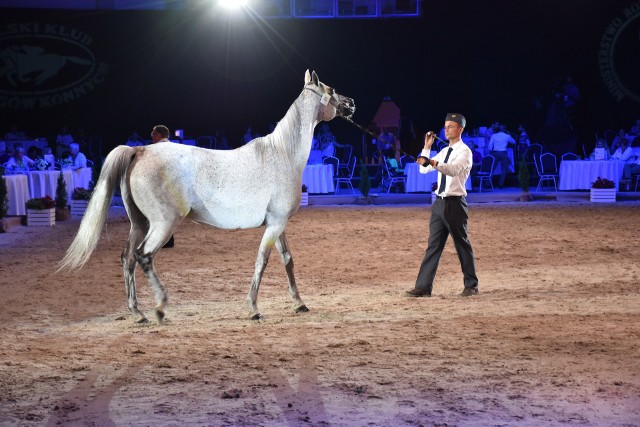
[248,225,284,320]
[275,231,308,314]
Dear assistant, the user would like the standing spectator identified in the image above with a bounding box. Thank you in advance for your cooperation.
[405,113,478,298]
[151,125,174,248]
[488,125,515,189]
[55,126,74,158]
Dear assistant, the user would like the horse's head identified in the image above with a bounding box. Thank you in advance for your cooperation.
[304,70,355,122]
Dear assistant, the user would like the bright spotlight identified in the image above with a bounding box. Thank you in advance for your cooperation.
[219,0,248,9]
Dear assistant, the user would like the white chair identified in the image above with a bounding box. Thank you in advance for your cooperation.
[322,155,340,184]
[474,154,494,192]
[536,152,558,192]
[382,157,406,193]
[335,156,357,195]
[561,152,579,161]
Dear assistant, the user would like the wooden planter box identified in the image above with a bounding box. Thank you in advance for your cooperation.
[27,208,55,226]
[590,188,616,203]
[300,192,309,207]
[71,200,89,217]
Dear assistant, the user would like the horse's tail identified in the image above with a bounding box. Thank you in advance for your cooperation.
[58,145,137,271]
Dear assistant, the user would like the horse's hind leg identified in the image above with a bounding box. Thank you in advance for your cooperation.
[122,226,148,323]
[276,231,308,314]
[134,225,174,322]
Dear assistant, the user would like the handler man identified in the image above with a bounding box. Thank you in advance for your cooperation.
[405,113,479,297]
[151,125,175,248]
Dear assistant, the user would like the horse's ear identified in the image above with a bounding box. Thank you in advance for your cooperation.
[305,69,311,84]
[311,71,319,86]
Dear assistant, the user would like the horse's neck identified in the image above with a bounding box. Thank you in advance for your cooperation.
[270,92,317,168]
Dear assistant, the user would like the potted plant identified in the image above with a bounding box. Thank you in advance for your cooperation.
[300,184,309,207]
[431,182,438,204]
[590,176,616,202]
[518,158,533,201]
[71,187,92,217]
[25,195,56,226]
[55,172,70,221]
[356,160,373,204]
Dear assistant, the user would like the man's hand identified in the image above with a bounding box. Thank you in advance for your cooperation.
[424,131,436,150]
[416,156,430,167]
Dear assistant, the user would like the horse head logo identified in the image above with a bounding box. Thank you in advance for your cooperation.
[0,44,91,87]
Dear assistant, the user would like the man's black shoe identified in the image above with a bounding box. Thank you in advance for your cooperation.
[405,288,431,298]
[460,287,479,297]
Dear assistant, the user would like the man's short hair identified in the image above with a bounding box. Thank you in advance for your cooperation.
[153,125,170,138]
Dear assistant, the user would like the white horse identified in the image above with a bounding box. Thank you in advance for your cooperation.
[58,70,355,323]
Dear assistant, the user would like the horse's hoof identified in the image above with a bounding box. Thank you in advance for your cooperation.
[294,304,309,313]
[134,316,149,324]
[249,312,262,320]
[155,309,165,323]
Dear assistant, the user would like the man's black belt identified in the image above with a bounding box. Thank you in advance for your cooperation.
[436,195,463,200]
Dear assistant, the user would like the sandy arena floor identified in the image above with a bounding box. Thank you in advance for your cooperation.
[0,202,639,426]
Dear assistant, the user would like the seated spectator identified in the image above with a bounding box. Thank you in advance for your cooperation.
[469,140,483,175]
[0,142,11,164]
[376,127,400,164]
[610,129,627,153]
[67,143,87,170]
[611,138,633,162]
[56,125,74,157]
[27,145,43,161]
[629,119,640,136]
[5,145,34,172]
[317,123,337,158]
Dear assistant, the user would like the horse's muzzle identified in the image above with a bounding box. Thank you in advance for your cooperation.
[337,96,355,119]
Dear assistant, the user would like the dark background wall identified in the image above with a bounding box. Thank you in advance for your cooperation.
[0,0,638,156]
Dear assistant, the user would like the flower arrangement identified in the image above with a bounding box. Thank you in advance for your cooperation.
[34,158,50,171]
[25,195,56,210]
[302,184,308,193]
[59,158,73,168]
[71,187,92,200]
[591,177,615,189]
[431,182,438,192]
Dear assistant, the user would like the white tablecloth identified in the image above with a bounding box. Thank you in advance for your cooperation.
[559,160,625,190]
[302,164,334,194]
[2,174,29,215]
[27,169,74,204]
[405,163,471,193]
[69,167,92,190]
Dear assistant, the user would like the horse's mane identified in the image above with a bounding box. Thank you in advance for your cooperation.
[252,90,307,168]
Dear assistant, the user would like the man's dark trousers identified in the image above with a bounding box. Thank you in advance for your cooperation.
[415,196,478,293]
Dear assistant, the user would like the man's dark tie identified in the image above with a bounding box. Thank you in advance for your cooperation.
[438,147,453,194]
